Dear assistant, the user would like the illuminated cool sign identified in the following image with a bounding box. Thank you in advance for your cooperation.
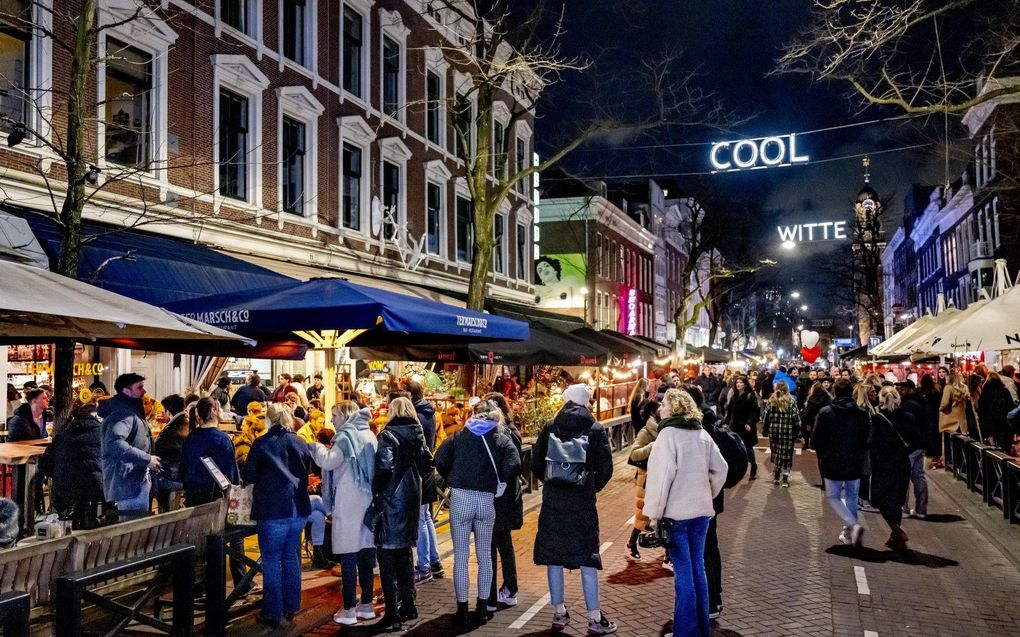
[776,222,848,244]
[710,134,809,172]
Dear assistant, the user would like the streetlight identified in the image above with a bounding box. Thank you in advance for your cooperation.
[790,291,801,299]
[800,304,808,311]
[781,240,796,250]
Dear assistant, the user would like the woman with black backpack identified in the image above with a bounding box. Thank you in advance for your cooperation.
[531,384,617,635]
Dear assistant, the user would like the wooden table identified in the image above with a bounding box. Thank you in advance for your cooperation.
[0,439,49,535]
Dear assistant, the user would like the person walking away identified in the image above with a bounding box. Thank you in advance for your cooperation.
[181,398,240,505]
[812,379,870,546]
[241,404,311,628]
[854,382,880,513]
[100,374,159,520]
[231,374,267,414]
[626,400,661,560]
[629,378,649,435]
[762,382,800,487]
[311,401,379,626]
[404,380,444,583]
[434,404,520,625]
[38,403,103,529]
[372,397,433,632]
[7,388,47,440]
[919,374,944,468]
[484,392,524,613]
[978,371,1014,452]
[644,389,728,637]
[531,384,617,635]
[801,380,832,451]
[871,387,915,551]
[797,369,816,411]
[939,371,972,441]
[726,377,761,480]
[896,381,929,518]
[152,395,188,512]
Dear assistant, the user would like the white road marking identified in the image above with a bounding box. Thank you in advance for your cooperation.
[509,542,613,630]
[854,566,870,595]
[864,631,879,637]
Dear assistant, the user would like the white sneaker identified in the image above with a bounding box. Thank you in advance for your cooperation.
[333,608,357,625]
[838,529,851,544]
[910,509,927,519]
[850,524,865,547]
[497,586,518,607]
[355,603,375,620]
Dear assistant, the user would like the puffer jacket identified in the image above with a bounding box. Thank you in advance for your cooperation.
[39,412,103,518]
[6,403,42,441]
[373,416,433,549]
[414,399,439,504]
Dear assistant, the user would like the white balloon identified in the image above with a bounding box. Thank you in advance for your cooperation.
[800,330,820,349]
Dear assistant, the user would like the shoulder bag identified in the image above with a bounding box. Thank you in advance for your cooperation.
[480,435,508,498]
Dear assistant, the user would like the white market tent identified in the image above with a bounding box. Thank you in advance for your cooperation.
[869,313,936,357]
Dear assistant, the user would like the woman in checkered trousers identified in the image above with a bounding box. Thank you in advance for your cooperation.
[434,402,521,627]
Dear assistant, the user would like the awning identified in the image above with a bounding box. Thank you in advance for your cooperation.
[6,207,293,305]
[570,327,644,363]
[599,329,659,360]
[630,334,671,358]
[164,278,529,345]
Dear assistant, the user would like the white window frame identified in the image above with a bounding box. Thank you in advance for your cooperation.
[378,9,409,125]
[515,221,529,281]
[214,0,264,52]
[5,0,53,152]
[338,115,375,236]
[492,207,508,275]
[452,70,476,163]
[340,0,372,105]
[278,0,318,77]
[423,47,448,151]
[96,1,178,181]
[492,100,511,180]
[276,86,324,226]
[378,136,412,245]
[454,177,474,264]
[211,54,269,212]
[424,159,452,260]
[514,205,533,282]
[514,120,533,195]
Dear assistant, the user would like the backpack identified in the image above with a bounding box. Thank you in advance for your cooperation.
[544,429,589,487]
[707,423,748,488]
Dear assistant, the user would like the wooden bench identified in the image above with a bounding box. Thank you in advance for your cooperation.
[0,500,224,635]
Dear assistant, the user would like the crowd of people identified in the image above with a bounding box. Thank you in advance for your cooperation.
[5,358,1019,636]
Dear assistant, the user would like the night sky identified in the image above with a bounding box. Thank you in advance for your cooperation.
[535,0,968,322]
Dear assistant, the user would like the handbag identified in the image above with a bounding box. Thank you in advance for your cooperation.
[480,435,508,498]
[544,430,589,487]
[626,453,648,471]
[225,484,254,526]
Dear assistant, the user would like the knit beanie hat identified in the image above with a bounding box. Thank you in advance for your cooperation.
[562,383,591,407]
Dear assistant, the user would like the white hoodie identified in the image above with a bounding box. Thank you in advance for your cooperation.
[643,424,728,522]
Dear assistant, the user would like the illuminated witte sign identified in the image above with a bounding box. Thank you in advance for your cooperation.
[627,288,638,336]
[710,134,809,172]
[777,221,848,244]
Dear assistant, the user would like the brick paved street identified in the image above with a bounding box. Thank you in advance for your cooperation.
[227,445,1020,637]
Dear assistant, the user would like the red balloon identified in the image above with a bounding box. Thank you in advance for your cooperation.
[801,346,821,363]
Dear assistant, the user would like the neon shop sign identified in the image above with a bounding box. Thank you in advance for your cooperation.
[710,134,809,172]
[627,289,638,336]
[776,221,848,244]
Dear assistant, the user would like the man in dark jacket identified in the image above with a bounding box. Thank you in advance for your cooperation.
[530,384,617,635]
[897,381,929,518]
[812,379,870,546]
[231,374,268,414]
[100,373,160,519]
[39,404,104,529]
[403,380,444,583]
[7,388,48,441]
[693,367,724,407]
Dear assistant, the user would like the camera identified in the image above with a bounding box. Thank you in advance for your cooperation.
[637,518,675,549]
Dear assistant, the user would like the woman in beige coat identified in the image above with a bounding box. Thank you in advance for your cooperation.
[626,400,660,560]
[939,372,971,435]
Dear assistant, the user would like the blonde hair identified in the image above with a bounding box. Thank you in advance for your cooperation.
[266,403,294,430]
[853,382,878,414]
[767,381,794,411]
[878,385,901,411]
[332,400,359,421]
[661,388,703,422]
[388,397,418,422]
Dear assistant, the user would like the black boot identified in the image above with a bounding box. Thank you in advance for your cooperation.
[627,528,641,560]
[453,601,470,626]
[311,546,334,569]
[475,598,493,625]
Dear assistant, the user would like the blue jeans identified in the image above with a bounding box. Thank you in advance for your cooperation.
[824,479,860,529]
[667,516,712,637]
[116,473,152,519]
[907,449,928,515]
[339,548,376,609]
[308,495,327,546]
[257,517,305,621]
[547,565,600,611]
[416,503,440,571]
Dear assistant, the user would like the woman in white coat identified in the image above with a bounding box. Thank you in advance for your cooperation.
[644,388,728,637]
[311,401,379,626]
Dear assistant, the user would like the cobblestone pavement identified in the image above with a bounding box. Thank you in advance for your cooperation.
[229,444,1020,637]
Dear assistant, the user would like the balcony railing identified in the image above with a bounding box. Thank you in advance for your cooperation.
[971,241,993,259]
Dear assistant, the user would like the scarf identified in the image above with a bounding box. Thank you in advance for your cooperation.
[333,408,375,493]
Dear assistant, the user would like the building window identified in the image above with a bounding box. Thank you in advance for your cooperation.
[426,70,442,145]
[453,93,473,160]
[218,89,248,201]
[342,7,363,97]
[382,37,401,118]
[104,39,152,168]
[342,144,362,231]
[493,213,506,274]
[515,136,527,193]
[493,120,506,179]
[0,3,30,132]
[516,223,528,280]
[283,0,306,65]
[426,182,442,255]
[382,161,400,240]
[456,195,473,262]
[281,116,306,215]
[221,0,248,32]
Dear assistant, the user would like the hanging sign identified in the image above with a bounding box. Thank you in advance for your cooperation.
[710,133,809,172]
